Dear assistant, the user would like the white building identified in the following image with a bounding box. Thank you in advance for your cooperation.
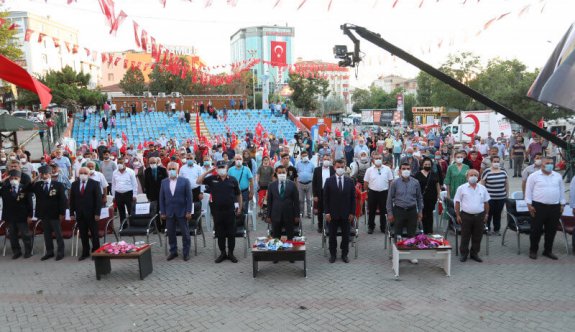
[7,11,101,88]
[372,74,417,95]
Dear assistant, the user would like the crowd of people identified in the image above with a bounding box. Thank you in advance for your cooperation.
[1,116,573,265]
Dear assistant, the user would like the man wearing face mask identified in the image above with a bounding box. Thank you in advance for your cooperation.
[521,152,543,195]
[0,170,34,259]
[387,164,424,263]
[86,161,108,198]
[364,153,394,234]
[179,153,203,203]
[228,155,254,217]
[267,165,300,241]
[32,166,67,261]
[160,162,194,261]
[323,159,356,263]
[100,151,117,195]
[445,151,470,199]
[312,155,335,233]
[19,155,33,179]
[52,149,72,180]
[400,147,420,176]
[198,161,242,263]
[296,151,314,218]
[112,160,138,224]
[525,157,564,260]
[454,169,490,262]
[354,139,369,157]
[69,167,102,260]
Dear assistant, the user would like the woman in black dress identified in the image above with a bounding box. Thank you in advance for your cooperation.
[415,158,441,234]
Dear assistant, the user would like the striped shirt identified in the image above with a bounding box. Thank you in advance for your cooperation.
[481,169,508,200]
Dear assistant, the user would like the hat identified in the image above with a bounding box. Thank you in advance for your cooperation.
[38,165,52,174]
[216,160,227,168]
[8,170,21,177]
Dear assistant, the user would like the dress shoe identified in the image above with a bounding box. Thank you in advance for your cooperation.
[273,260,279,264]
[459,255,467,262]
[317,228,322,233]
[470,255,483,263]
[380,226,386,233]
[78,255,90,261]
[215,253,227,263]
[410,259,419,264]
[228,254,238,263]
[55,255,64,261]
[183,255,190,261]
[367,229,374,234]
[167,253,178,261]
[542,252,558,260]
[529,252,537,260]
[289,260,295,263]
[41,254,55,261]
[23,252,32,259]
[329,256,336,263]
[12,253,22,260]
[342,256,350,263]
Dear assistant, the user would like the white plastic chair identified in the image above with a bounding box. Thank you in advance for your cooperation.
[510,191,523,199]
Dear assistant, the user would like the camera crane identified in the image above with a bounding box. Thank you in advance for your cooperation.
[336,23,570,152]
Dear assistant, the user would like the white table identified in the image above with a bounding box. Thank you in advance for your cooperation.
[392,243,452,278]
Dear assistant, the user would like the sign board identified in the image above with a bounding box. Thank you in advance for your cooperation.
[100,208,110,219]
[135,203,151,215]
[361,110,373,124]
[516,200,528,213]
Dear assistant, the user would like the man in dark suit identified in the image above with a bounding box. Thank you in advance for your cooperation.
[267,165,300,240]
[0,170,34,259]
[3,160,32,188]
[323,159,356,263]
[143,157,168,230]
[69,167,103,260]
[32,165,67,261]
[312,154,335,233]
[159,162,194,261]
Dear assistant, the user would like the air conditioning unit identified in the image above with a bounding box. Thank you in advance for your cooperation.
[158,92,166,98]
[172,92,181,98]
[143,91,152,98]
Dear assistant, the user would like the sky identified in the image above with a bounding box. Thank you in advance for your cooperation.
[4,0,574,88]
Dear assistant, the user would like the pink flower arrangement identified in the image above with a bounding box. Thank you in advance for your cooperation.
[106,241,137,255]
[397,234,445,249]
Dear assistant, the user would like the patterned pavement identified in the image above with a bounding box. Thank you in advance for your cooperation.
[0,176,574,331]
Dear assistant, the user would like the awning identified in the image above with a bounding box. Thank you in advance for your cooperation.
[0,54,52,109]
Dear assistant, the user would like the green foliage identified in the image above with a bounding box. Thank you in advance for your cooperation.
[0,10,23,61]
[350,86,414,122]
[17,66,105,110]
[148,64,191,95]
[287,73,330,113]
[119,67,147,96]
[321,95,345,115]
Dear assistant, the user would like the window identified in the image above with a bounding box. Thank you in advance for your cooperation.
[108,73,114,81]
[42,54,48,65]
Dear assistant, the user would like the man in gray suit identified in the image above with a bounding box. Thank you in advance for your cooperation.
[266,165,300,240]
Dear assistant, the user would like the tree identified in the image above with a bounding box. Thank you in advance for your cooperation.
[321,96,345,115]
[288,73,330,113]
[148,57,194,95]
[0,10,23,61]
[18,66,105,111]
[351,88,372,113]
[119,67,147,96]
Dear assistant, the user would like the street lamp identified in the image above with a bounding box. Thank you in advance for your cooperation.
[247,49,257,109]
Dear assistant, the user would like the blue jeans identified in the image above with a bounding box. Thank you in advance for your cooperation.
[241,190,249,216]
[166,215,191,256]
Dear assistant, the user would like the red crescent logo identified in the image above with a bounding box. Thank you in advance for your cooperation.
[463,114,480,138]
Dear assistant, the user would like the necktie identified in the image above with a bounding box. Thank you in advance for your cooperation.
[153,168,157,180]
[12,186,17,197]
[44,183,49,193]
[280,182,285,198]
[81,182,85,195]
[338,177,343,191]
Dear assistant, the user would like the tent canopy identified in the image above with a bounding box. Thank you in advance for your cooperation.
[0,113,47,131]
[0,54,52,109]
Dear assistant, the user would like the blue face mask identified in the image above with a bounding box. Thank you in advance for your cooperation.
[187,160,194,166]
[407,153,413,158]
[204,161,211,167]
[169,170,177,178]
[544,164,554,172]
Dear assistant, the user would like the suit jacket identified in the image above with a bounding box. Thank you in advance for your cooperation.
[69,178,102,219]
[32,181,67,220]
[312,166,335,198]
[1,183,33,222]
[143,166,168,201]
[267,180,300,223]
[159,177,193,218]
[323,175,356,220]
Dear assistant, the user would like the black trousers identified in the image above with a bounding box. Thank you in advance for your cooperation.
[460,212,484,257]
[530,202,560,254]
[9,220,32,255]
[77,215,100,256]
[213,206,236,253]
[328,218,350,257]
[487,199,505,232]
[316,195,325,229]
[115,191,133,223]
[368,189,388,230]
[392,206,418,238]
[42,218,65,256]
[422,199,436,234]
[272,218,295,240]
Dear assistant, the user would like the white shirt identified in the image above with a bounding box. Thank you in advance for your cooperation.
[90,139,98,150]
[89,171,108,194]
[111,168,138,197]
[169,178,177,196]
[364,165,394,191]
[454,183,491,214]
[321,167,331,188]
[114,138,123,149]
[525,170,565,205]
[179,164,202,189]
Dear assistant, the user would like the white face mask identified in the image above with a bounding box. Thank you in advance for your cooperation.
[0,158,5,162]
[401,170,411,178]
[534,159,542,166]
[9,156,16,160]
[302,157,309,162]
[10,179,19,187]
[335,167,345,176]
[235,160,242,167]
[79,174,89,182]
[20,158,27,163]
[455,157,463,164]
[468,176,478,184]
[323,160,331,168]
[133,162,141,167]
[149,164,157,169]
[118,164,125,171]
[492,162,500,169]
[217,168,227,176]
[89,169,95,175]
[374,159,382,167]
[277,173,287,181]
[360,156,368,162]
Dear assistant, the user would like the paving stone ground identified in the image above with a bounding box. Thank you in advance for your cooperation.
[0,176,574,331]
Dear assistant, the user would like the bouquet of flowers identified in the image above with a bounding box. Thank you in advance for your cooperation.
[106,241,138,255]
[396,234,445,249]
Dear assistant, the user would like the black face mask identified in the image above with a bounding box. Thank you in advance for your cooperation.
[423,166,432,171]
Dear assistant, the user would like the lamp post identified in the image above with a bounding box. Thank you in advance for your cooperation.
[247,49,257,109]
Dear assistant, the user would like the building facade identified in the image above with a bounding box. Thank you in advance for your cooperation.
[230,25,294,89]
[372,74,417,95]
[7,11,101,88]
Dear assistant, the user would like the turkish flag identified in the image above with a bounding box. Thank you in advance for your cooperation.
[24,29,34,42]
[270,41,287,66]
[0,54,52,109]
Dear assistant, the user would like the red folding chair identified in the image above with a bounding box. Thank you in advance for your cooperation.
[559,214,575,255]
